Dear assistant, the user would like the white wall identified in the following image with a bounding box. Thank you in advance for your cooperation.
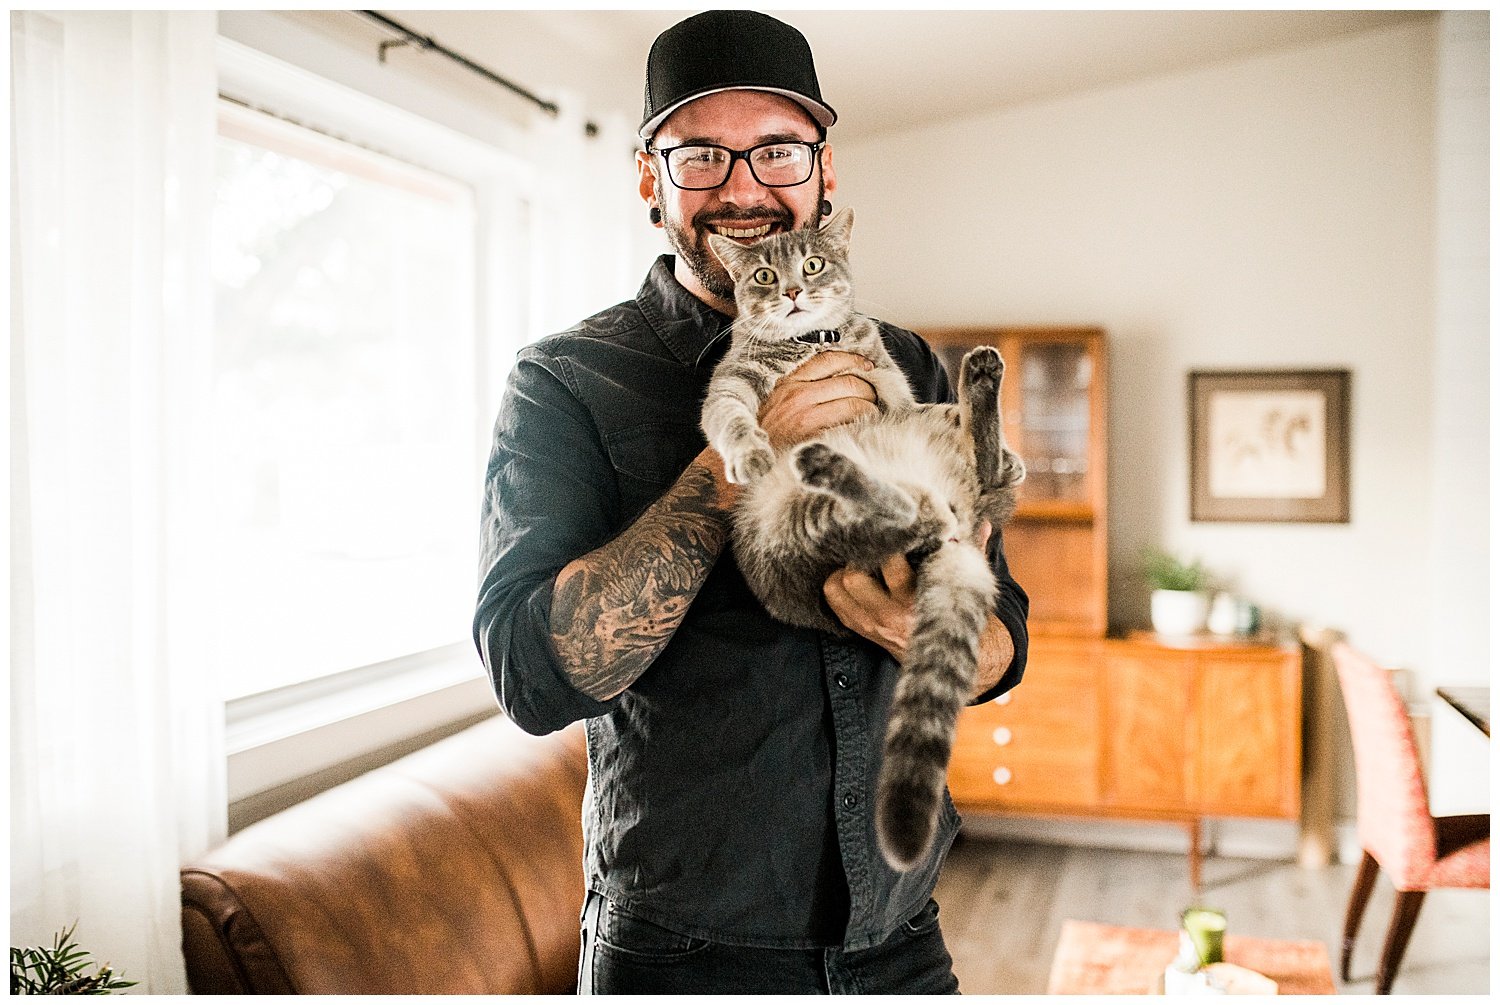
[1426,10,1490,819]
[1426,10,1490,690]
[836,21,1459,690]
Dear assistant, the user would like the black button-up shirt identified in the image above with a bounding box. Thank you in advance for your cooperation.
[474,256,1028,951]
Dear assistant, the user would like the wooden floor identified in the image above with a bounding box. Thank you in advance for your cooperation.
[934,836,1491,995]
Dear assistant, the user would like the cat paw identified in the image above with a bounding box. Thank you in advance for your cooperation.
[724,444,775,484]
[998,448,1026,488]
[959,345,1003,388]
[793,442,852,491]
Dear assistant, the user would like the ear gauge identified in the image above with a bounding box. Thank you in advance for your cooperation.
[820,200,833,218]
[649,206,662,225]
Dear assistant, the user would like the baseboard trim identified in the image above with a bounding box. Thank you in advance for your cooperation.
[957,814,1359,865]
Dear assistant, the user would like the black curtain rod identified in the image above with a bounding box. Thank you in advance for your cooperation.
[358,9,599,133]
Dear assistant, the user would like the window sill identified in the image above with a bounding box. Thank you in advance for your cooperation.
[226,643,497,806]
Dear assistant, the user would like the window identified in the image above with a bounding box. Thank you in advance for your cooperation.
[212,36,535,808]
[211,102,478,700]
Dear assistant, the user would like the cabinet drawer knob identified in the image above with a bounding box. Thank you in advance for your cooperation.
[993,692,1012,706]
[992,766,1013,785]
[992,726,1013,746]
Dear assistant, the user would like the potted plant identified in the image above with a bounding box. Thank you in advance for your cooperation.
[10,922,135,995]
[1144,549,1210,637]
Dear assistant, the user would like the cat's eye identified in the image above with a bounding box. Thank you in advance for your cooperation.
[753,267,778,286]
[802,256,826,277]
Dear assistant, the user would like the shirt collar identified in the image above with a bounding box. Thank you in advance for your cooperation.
[636,255,733,369]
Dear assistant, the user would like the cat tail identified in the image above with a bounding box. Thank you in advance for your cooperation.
[876,539,998,871]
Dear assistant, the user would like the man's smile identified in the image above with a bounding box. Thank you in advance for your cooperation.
[707,221,777,242]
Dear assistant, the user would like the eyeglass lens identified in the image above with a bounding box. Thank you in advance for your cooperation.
[666,143,815,189]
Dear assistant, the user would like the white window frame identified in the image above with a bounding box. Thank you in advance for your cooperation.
[215,37,530,807]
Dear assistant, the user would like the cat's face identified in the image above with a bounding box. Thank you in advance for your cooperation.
[709,207,856,338]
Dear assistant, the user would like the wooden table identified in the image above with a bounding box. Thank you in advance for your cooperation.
[1046,919,1336,995]
[1436,686,1490,737]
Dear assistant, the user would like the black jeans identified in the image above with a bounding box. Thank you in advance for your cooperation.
[577,891,961,994]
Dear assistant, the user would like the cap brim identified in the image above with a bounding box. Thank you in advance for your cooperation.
[639,85,837,140]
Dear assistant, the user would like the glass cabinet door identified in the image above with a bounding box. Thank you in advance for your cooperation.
[1010,339,1093,508]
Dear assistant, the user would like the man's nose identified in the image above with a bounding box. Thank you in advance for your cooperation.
[717,155,768,204]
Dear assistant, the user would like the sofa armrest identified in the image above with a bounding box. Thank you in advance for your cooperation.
[181,715,587,994]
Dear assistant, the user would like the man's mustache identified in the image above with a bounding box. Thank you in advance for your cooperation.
[692,207,794,230]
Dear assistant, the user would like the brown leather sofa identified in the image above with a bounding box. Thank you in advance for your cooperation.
[180,715,587,994]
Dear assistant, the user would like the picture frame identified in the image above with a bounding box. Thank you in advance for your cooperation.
[1189,369,1350,523]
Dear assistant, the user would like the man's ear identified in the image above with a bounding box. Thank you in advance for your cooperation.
[636,150,660,223]
[707,233,752,281]
[820,142,837,198]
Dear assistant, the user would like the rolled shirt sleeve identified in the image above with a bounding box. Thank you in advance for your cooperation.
[473,349,624,735]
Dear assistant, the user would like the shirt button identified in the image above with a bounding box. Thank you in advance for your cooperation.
[843,792,858,809]
[834,673,851,689]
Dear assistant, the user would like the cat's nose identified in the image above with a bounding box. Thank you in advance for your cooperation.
[785,288,801,301]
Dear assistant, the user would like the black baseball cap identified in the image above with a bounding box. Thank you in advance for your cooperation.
[640,10,838,141]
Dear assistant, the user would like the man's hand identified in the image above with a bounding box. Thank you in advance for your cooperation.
[824,551,918,662]
[759,351,878,449]
[825,523,995,662]
[824,522,1012,700]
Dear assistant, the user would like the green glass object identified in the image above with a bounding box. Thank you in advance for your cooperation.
[1181,907,1226,966]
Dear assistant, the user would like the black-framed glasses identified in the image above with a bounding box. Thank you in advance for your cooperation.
[649,140,825,190]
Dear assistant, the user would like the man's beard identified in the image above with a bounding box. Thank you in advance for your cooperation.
[656,176,826,304]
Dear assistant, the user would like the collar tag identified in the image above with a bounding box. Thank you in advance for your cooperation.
[794,329,842,345]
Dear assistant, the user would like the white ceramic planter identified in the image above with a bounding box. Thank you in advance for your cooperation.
[1151,589,1209,637]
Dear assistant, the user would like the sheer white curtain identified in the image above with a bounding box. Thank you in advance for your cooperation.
[10,11,222,994]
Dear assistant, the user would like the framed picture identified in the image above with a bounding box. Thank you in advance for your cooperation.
[1189,369,1350,523]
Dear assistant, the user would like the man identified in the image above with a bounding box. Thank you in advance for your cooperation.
[474,10,1028,994]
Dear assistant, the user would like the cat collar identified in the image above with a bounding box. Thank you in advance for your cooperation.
[794,329,841,345]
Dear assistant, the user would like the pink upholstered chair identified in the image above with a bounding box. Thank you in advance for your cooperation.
[1331,642,1489,994]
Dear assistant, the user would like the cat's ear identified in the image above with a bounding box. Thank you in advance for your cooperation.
[820,206,855,255]
[708,233,754,281]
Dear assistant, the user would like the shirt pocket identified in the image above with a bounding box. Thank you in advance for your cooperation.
[605,421,703,514]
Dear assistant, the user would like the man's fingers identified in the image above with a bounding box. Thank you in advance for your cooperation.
[822,569,860,628]
[824,563,914,662]
[784,400,875,440]
[788,350,874,382]
[828,566,876,604]
[797,374,877,411]
[823,567,850,605]
[760,372,878,446]
[880,552,914,596]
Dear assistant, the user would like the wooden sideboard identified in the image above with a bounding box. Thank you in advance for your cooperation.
[951,632,1303,890]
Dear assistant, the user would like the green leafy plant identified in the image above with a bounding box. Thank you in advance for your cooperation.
[10,922,135,995]
[1143,549,1208,593]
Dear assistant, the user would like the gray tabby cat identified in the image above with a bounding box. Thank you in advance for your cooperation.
[702,208,1025,870]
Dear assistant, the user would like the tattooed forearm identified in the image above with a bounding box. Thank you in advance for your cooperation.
[549,453,735,700]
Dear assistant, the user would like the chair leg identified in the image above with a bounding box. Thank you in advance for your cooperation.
[1341,850,1379,982]
[1374,889,1426,995]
